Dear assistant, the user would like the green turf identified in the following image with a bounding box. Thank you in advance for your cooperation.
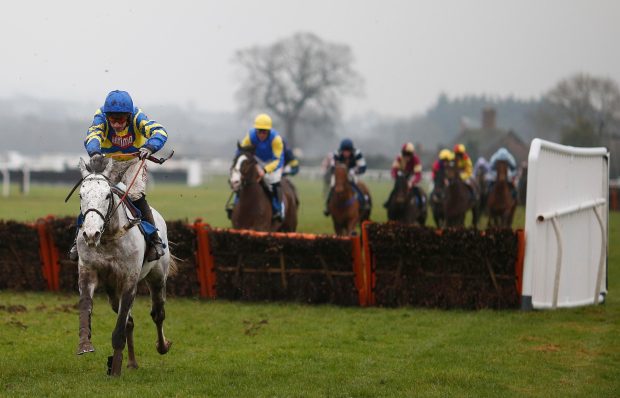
[0,177,524,232]
[0,180,616,396]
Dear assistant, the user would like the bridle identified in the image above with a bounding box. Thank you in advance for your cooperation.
[80,174,116,231]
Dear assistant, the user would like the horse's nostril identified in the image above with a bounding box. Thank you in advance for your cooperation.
[94,231,101,241]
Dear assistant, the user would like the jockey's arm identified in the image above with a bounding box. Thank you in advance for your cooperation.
[410,160,423,186]
[460,156,473,180]
[263,135,284,174]
[84,110,107,156]
[354,150,367,175]
[135,110,168,153]
[390,157,400,179]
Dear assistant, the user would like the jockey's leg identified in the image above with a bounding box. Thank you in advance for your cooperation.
[263,168,283,222]
[383,186,396,209]
[271,182,283,222]
[69,213,84,261]
[323,187,333,216]
[132,195,165,262]
[225,192,237,220]
[351,182,369,211]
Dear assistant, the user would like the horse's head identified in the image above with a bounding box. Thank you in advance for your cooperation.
[229,145,259,191]
[333,162,349,194]
[495,160,509,182]
[78,158,114,247]
[392,172,409,205]
[444,160,459,182]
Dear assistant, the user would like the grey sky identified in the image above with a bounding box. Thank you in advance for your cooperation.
[2,0,619,117]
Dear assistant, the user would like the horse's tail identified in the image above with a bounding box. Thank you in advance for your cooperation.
[167,255,179,277]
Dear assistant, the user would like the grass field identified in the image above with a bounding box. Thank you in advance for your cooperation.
[0,178,617,397]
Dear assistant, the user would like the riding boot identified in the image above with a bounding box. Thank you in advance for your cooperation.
[323,188,333,216]
[271,183,283,222]
[383,189,395,209]
[132,196,165,262]
[225,193,236,220]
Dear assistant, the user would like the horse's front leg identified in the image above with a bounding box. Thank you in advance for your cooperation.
[109,286,137,377]
[149,279,172,355]
[76,268,98,355]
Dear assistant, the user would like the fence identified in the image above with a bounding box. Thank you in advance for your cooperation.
[1,217,526,309]
[522,139,609,310]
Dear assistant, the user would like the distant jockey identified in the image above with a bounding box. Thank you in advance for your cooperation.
[236,113,285,222]
[70,90,168,262]
[474,157,490,180]
[384,142,424,208]
[431,148,454,186]
[323,138,369,216]
[487,147,518,198]
[453,144,473,181]
[282,139,300,176]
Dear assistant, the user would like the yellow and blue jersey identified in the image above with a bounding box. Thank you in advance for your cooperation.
[85,107,168,158]
[240,128,284,173]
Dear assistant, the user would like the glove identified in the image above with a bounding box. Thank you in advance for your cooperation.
[138,147,153,160]
[89,153,104,172]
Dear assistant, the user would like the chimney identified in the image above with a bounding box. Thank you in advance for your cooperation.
[482,107,496,130]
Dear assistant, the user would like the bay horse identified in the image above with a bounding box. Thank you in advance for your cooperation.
[328,163,371,236]
[443,160,480,228]
[386,172,427,225]
[75,158,173,376]
[486,160,517,228]
[430,169,446,228]
[229,147,298,232]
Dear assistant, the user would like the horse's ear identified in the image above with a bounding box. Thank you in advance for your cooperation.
[78,158,89,178]
[101,158,113,178]
[237,141,242,150]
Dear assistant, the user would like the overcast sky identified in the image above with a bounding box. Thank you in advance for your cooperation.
[1,0,619,118]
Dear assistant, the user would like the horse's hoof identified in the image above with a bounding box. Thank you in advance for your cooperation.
[108,351,123,377]
[127,361,139,369]
[156,339,172,355]
[76,342,95,355]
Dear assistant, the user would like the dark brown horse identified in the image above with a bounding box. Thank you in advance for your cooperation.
[486,160,516,228]
[328,163,371,235]
[386,173,427,225]
[430,168,446,227]
[229,149,298,232]
[443,161,480,228]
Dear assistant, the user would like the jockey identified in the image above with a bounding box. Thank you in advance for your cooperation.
[384,142,423,208]
[431,148,454,185]
[282,139,300,176]
[488,147,518,197]
[453,143,477,201]
[323,138,368,216]
[69,90,168,262]
[238,113,285,222]
[453,144,473,181]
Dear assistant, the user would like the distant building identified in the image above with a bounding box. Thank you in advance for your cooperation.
[452,107,529,163]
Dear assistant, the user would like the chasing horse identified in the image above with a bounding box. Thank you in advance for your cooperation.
[229,144,298,231]
[443,159,480,228]
[486,148,518,228]
[430,149,453,227]
[323,139,371,235]
[327,162,371,235]
[384,142,427,225]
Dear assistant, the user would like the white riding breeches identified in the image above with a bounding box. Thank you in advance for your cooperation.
[256,159,282,187]
[109,158,148,201]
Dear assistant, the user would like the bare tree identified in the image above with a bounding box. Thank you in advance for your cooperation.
[537,73,620,146]
[233,32,363,149]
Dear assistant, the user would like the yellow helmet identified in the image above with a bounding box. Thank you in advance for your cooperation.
[453,143,466,154]
[254,113,272,130]
[439,149,454,161]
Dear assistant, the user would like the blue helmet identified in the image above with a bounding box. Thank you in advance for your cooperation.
[339,138,354,151]
[103,90,133,114]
